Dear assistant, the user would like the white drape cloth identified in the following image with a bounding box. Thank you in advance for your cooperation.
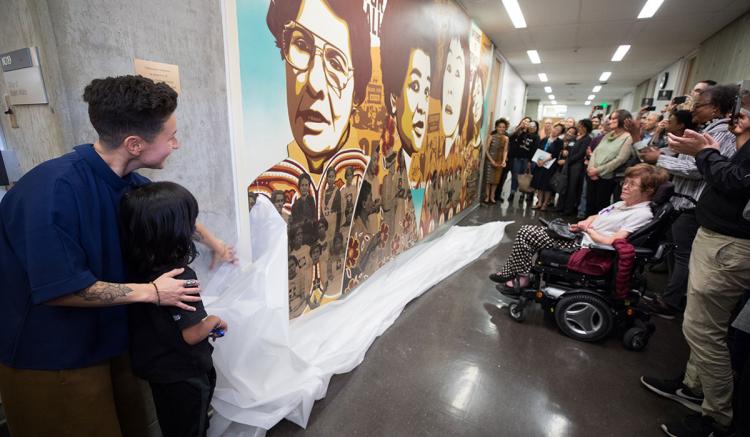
[205,197,509,435]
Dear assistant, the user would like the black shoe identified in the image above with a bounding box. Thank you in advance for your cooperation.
[661,413,734,437]
[647,299,678,320]
[489,272,512,283]
[640,376,703,413]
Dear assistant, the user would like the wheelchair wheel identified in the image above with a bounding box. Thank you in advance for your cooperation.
[508,302,526,322]
[555,294,613,342]
[623,326,649,351]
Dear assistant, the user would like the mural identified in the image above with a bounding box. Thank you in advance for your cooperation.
[240,0,495,318]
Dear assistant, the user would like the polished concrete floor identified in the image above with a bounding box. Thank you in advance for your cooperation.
[268,197,691,437]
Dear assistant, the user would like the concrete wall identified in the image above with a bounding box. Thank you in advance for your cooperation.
[0,0,235,279]
[689,11,750,85]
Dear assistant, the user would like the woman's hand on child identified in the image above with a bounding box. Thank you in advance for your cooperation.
[153,268,202,311]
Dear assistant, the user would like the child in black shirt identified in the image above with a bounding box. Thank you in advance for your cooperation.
[119,181,227,437]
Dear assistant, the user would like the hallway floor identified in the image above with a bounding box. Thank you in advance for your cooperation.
[268,198,691,437]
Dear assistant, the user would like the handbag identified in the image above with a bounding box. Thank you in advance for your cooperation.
[517,169,534,193]
[540,217,578,240]
[550,167,568,194]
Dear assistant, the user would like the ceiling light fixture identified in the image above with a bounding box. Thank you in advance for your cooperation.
[599,71,612,81]
[502,0,527,28]
[527,50,541,64]
[544,86,552,93]
[592,85,602,92]
[588,94,596,100]
[637,0,665,19]
[548,94,555,100]
[611,45,631,62]
[551,100,557,105]
[538,73,548,82]
[585,101,591,106]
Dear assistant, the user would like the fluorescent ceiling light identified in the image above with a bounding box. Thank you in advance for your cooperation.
[585,101,591,106]
[588,94,596,100]
[611,45,631,62]
[544,86,552,93]
[637,0,665,19]
[538,73,548,82]
[527,50,541,64]
[551,100,557,105]
[592,85,602,92]
[502,0,527,28]
[599,71,612,81]
[548,94,555,100]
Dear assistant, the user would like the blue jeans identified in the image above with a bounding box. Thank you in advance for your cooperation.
[510,158,529,193]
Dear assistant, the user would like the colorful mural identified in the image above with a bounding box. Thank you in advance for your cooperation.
[239,0,495,318]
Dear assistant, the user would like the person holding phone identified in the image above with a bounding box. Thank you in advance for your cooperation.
[640,85,738,319]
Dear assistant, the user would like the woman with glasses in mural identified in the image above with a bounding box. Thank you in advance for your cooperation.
[248,0,372,317]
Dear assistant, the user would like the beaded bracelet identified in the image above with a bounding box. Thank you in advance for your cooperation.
[151,282,160,306]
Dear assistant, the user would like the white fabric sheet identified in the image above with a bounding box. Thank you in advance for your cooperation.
[204,197,509,434]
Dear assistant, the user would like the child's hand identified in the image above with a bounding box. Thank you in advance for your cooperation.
[209,318,228,341]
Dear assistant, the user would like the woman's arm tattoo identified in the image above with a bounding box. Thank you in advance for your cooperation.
[74,281,133,304]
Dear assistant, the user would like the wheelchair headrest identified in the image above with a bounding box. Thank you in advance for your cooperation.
[650,182,674,207]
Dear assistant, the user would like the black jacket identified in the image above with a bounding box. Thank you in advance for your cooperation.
[695,139,750,239]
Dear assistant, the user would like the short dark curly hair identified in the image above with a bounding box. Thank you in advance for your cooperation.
[83,75,177,149]
[703,84,740,115]
[266,0,372,105]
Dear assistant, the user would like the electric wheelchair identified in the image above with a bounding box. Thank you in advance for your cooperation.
[501,182,687,351]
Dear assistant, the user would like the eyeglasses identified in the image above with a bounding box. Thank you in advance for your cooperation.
[281,21,354,95]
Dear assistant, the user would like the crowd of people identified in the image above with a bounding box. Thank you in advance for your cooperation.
[486,80,750,437]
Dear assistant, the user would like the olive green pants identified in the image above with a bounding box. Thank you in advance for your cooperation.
[682,227,750,427]
[0,354,159,437]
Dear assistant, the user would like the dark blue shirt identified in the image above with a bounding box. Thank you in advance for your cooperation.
[0,144,149,370]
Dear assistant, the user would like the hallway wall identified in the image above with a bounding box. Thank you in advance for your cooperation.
[0,0,236,278]
[688,11,750,86]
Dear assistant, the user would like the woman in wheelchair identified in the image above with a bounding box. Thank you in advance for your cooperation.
[490,163,668,289]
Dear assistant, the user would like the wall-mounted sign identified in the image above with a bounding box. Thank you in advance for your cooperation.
[657,90,673,101]
[1,47,49,105]
[134,58,181,94]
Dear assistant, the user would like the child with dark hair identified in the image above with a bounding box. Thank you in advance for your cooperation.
[119,181,227,437]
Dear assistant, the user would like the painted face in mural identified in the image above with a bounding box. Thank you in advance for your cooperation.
[326,168,336,189]
[441,38,466,148]
[284,0,354,159]
[394,49,431,156]
[471,76,483,126]
[299,177,311,199]
[272,191,285,213]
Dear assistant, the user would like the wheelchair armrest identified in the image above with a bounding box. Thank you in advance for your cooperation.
[634,247,654,257]
[588,243,615,252]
